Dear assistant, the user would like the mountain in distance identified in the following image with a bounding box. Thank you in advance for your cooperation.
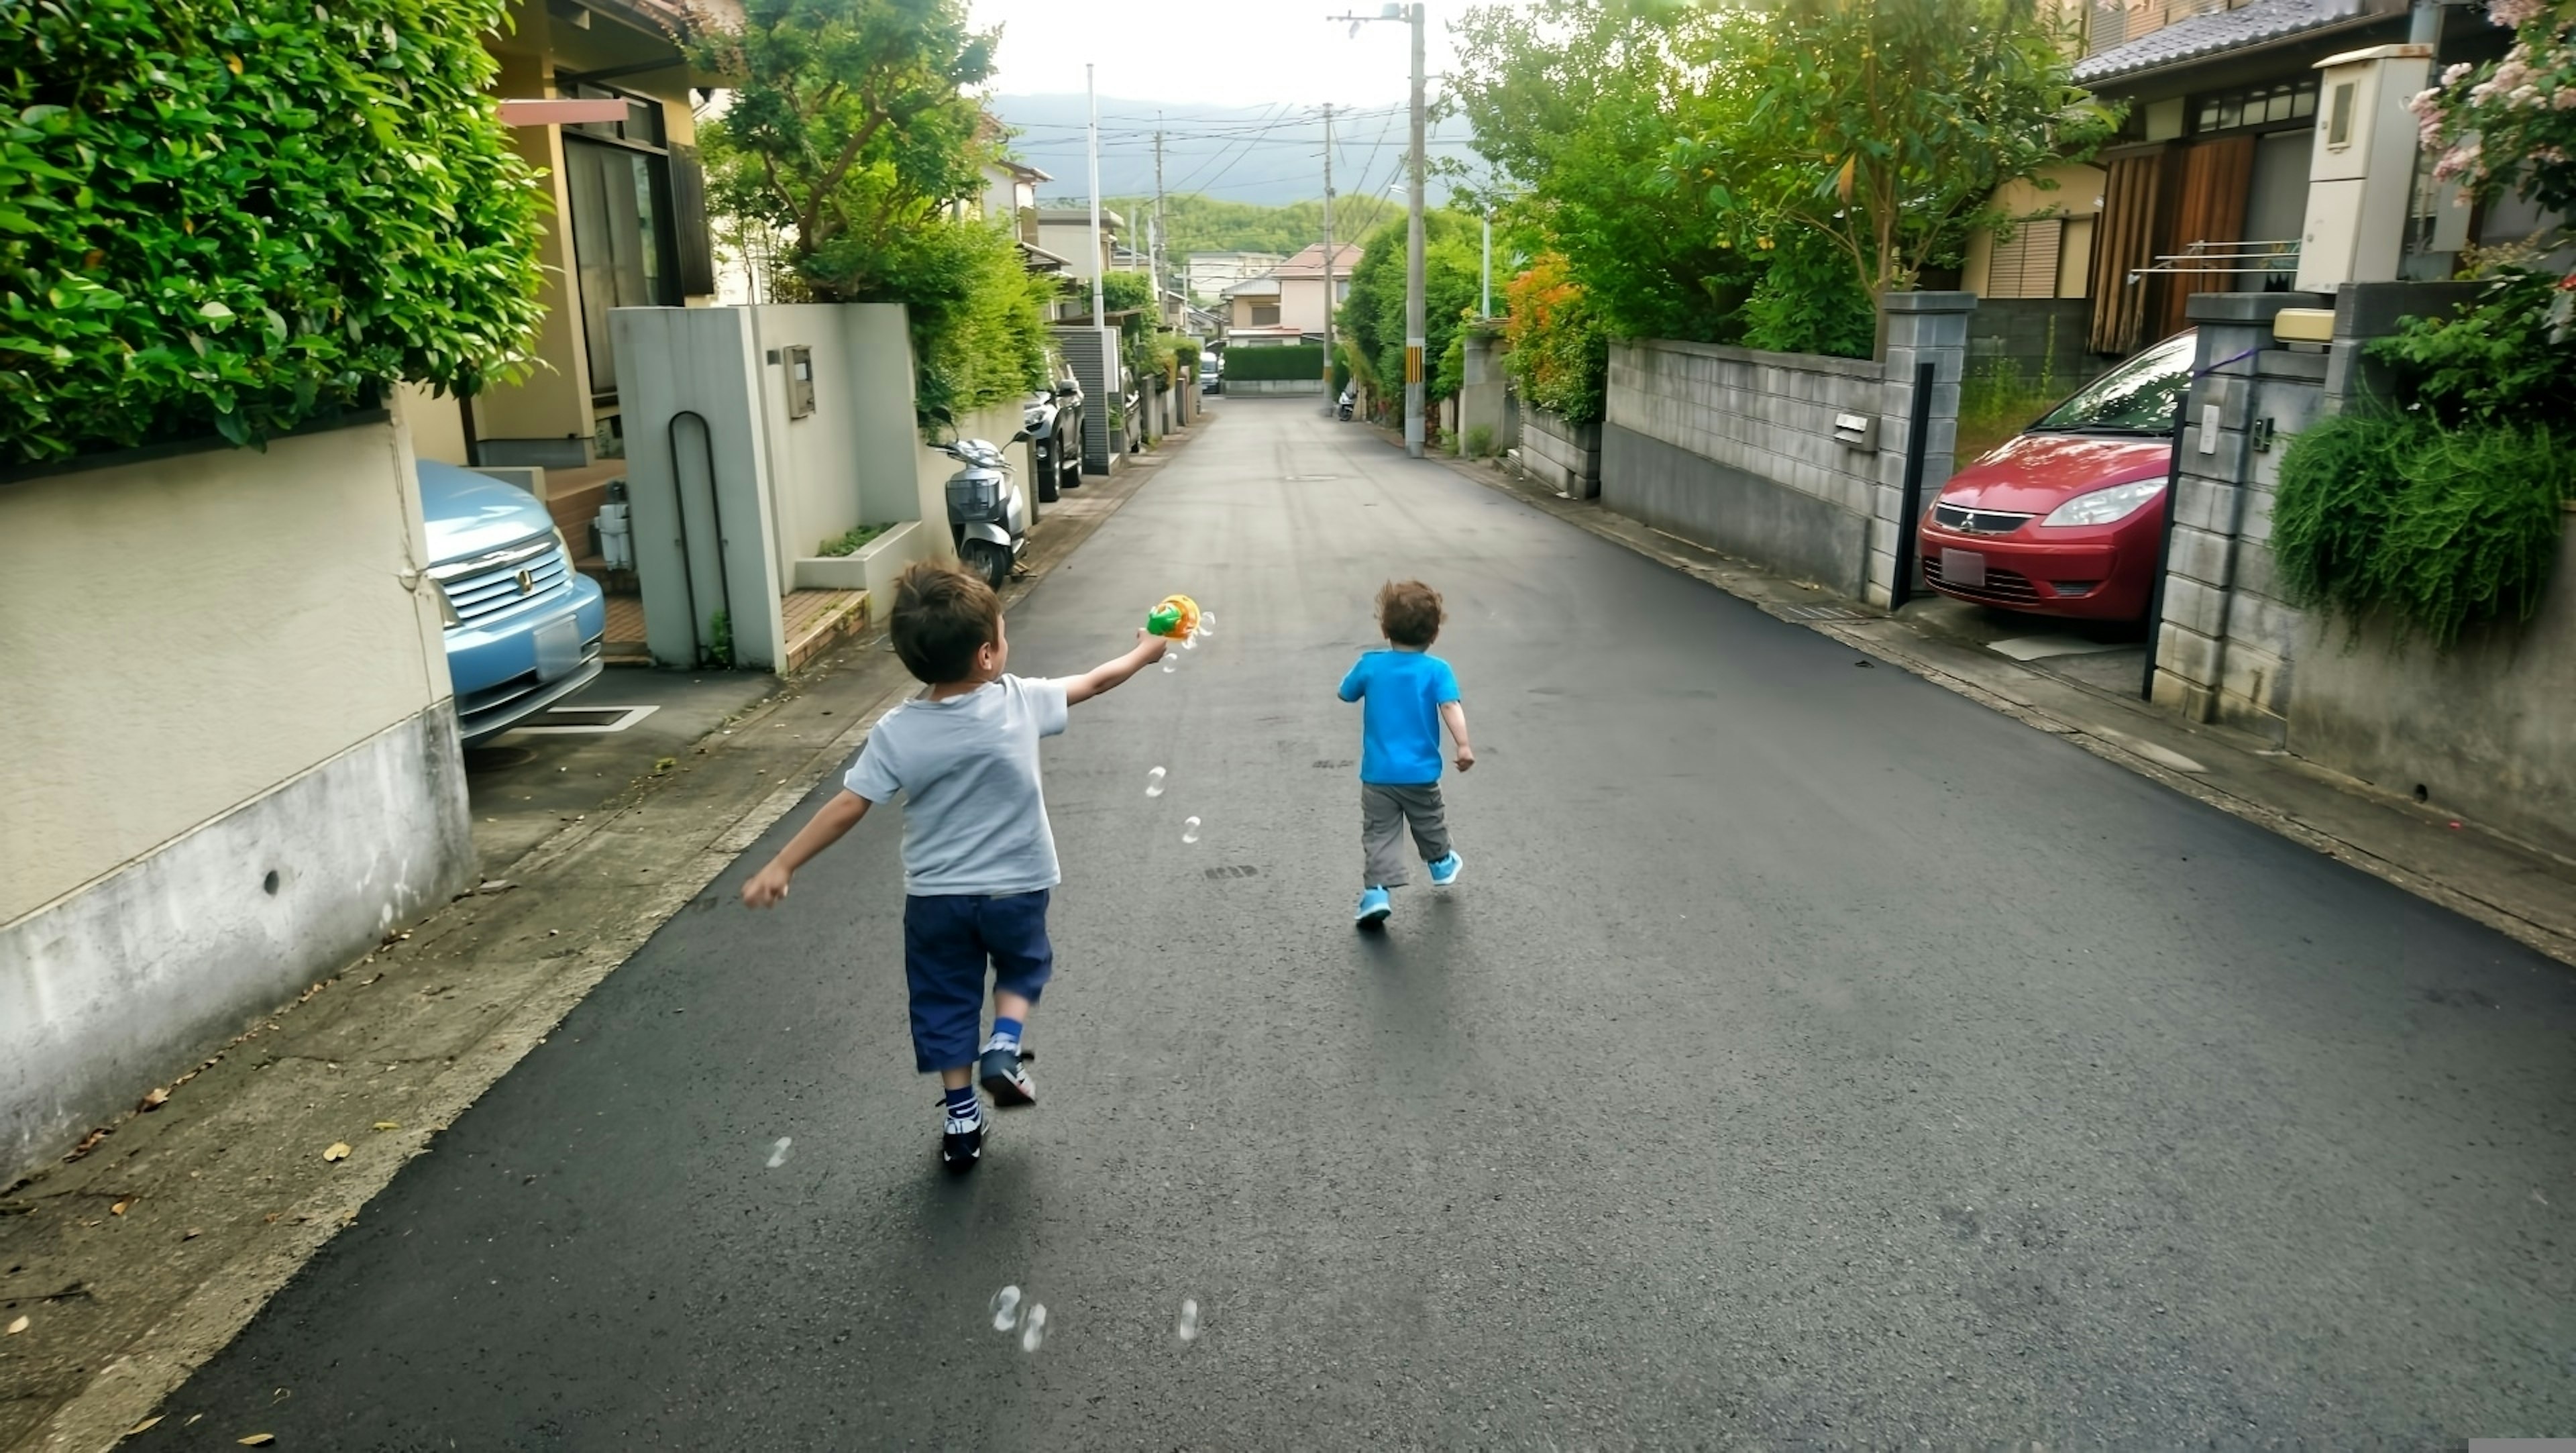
[986,93,1474,215]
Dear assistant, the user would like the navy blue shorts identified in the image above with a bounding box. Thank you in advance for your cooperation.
[902,890,1054,1072]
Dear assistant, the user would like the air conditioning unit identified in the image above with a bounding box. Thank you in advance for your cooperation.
[2295,44,2436,293]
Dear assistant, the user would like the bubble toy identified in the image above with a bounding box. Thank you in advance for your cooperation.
[1146,594,1201,641]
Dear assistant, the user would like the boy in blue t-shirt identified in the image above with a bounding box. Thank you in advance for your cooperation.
[1337,579,1475,928]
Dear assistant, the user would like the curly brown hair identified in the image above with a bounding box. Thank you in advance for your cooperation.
[890,559,1000,683]
[1376,579,1444,647]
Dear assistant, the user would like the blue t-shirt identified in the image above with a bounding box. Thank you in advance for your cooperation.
[845,674,1070,896]
[1337,649,1460,785]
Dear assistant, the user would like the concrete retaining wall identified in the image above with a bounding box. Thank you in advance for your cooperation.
[0,419,475,1179]
[1230,378,1324,396]
[1599,294,1970,605]
[1522,409,1600,498]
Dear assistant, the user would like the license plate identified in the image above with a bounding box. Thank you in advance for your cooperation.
[534,616,580,680]
[1941,547,1988,590]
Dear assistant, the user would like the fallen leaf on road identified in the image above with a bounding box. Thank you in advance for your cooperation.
[372,1121,399,1132]
[238,1436,275,1446]
[5,1316,26,1335]
[184,1228,203,1240]
[474,879,516,895]
[65,1127,111,1162]
[322,1142,352,1163]
[111,1197,136,1216]
[140,1087,170,1111]
[127,1416,162,1436]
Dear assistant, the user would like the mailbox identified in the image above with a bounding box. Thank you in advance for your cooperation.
[782,344,816,419]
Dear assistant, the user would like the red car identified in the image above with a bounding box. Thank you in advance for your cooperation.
[1919,329,2196,620]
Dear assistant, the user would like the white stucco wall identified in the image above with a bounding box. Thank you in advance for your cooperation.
[0,417,476,1177]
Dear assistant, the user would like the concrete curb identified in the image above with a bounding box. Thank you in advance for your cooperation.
[1429,443,2576,970]
[7,424,1195,1453]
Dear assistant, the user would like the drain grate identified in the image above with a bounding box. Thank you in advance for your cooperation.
[1778,604,1867,623]
[511,704,663,735]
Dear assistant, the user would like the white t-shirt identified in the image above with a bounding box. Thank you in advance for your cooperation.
[845,674,1071,897]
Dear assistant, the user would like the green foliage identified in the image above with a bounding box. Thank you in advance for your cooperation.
[1737,233,1876,359]
[818,523,886,557]
[1501,253,1607,425]
[1099,270,1156,316]
[1957,352,2072,461]
[1,0,547,464]
[1163,333,1199,384]
[1224,344,1324,381]
[2273,411,2572,650]
[2367,269,2576,428]
[1099,196,1397,274]
[1464,424,1497,458]
[1656,0,2114,301]
[1340,210,1481,403]
[885,217,1051,420]
[1454,1,1758,343]
[708,608,735,669]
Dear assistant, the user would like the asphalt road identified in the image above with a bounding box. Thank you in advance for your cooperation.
[139,398,2574,1447]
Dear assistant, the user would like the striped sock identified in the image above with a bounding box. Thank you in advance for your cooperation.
[984,1017,1024,1055]
[943,1085,981,1125]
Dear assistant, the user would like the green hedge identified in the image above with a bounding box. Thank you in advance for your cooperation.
[2,0,547,464]
[1224,343,1324,381]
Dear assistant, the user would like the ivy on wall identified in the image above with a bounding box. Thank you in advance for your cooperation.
[2,0,548,464]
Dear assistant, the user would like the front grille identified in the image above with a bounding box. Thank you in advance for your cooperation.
[433,532,572,625]
[1923,555,2044,604]
[1934,502,2035,535]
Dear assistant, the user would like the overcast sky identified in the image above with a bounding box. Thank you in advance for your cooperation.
[967,1,1483,107]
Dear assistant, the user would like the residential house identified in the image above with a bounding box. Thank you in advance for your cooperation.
[1962,0,2543,375]
[1187,250,1285,303]
[1221,241,1362,344]
[401,0,733,553]
[1036,207,1125,285]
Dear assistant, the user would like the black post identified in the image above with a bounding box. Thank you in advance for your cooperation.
[2137,425,2190,702]
[1890,360,1936,610]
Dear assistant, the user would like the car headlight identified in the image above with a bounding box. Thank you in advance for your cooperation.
[2041,480,2163,527]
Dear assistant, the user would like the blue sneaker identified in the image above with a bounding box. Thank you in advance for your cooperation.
[1354,886,1392,928]
[1428,852,1463,887]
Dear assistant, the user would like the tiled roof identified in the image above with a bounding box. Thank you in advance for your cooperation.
[1274,242,1364,278]
[2074,0,2374,83]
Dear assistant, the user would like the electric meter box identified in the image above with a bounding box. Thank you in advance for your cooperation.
[2296,44,2434,294]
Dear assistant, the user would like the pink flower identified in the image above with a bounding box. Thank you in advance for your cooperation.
[2443,61,2476,85]
[2487,0,2548,28]
[2557,85,2576,107]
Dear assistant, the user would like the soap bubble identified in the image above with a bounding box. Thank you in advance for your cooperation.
[1020,1303,1047,1353]
[989,1285,1022,1332]
[1182,817,1201,845]
[1162,657,1179,674]
[1176,1299,1199,1344]
[1146,766,1167,798]
[1181,633,1197,651]
[765,1137,792,1169]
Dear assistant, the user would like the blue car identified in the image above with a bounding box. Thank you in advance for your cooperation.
[418,461,606,747]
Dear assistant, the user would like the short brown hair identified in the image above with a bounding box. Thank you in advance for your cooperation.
[889,559,1000,683]
[1377,579,1444,647]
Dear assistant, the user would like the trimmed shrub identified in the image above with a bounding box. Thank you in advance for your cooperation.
[1224,344,1324,381]
[3,0,547,464]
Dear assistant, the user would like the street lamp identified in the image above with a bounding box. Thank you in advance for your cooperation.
[1326,3,1426,458]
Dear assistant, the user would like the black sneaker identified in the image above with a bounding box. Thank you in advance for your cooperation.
[941,1112,985,1175]
[978,1046,1037,1108]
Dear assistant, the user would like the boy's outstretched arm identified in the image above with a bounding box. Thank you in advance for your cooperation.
[742,790,871,908]
[1063,629,1169,706]
[1440,700,1475,771]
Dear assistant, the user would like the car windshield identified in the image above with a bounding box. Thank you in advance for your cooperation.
[2027,331,2197,435]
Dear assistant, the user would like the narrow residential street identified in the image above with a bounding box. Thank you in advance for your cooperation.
[133,398,2573,1446]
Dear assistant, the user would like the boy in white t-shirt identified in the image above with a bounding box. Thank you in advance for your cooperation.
[742,559,1166,1173]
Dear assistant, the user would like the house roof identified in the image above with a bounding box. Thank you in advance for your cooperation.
[1274,242,1364,279]
[1036,208,1126,229]
[2074,0,2378,83]
[1221,276,1282,298]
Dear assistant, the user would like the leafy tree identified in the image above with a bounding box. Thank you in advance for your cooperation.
[1,0,547,463]
[1339,209,1482,409]
[1499,252,1608,424]
[1737,232,1876,358]
[1099,195,1397,269]
[692,0,1046,417]
[1658,0,2114,301]
[1452,0,1760,343]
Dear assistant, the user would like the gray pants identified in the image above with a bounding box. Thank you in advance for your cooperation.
[1360,782,1451,887]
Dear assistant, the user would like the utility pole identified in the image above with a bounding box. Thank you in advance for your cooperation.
[1153,115,1169,324]
[1086,64,1105,328]
[1404,2,1426,457]
[1481,212,1491,319]
[1320,102,1336,403]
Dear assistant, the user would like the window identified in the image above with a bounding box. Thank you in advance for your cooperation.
[2192,78,2319,135]
[1252,304,1281,325]
[1984,218,2065,299]
[2328,82,2356,147]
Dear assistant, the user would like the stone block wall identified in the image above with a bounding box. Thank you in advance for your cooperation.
[1599,293,1970,605]
[1522,408,1600,498]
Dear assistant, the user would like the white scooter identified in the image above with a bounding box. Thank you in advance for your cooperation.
[942,428,1032,589]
